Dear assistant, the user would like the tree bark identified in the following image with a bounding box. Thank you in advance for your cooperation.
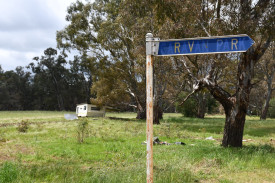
[136,96,146,119]
[153,102,163,125]
[136,109,146,119]
[222,52,251,147]
[222,106,246,147]
[196,92,206,118]
[260,80,273,120]
[200,51,253,147]
[260,67,275,120]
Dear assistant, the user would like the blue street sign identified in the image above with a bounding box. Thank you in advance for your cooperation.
[156,35,254,56]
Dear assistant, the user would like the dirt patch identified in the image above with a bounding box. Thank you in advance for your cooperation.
[0,143,34,162]
[269,139,275,147]
[14,144,34,155]
[0,153,15,161]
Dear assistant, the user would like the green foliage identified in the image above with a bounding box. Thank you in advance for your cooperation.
[77,119,89,143]
[268,98,275,118]
[207,97,218,114]
[0,162,18,183]
[17,120,29,133]
[176,97,197,117]
[0,48,92,111]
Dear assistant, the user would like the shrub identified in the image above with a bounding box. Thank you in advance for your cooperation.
[77,119,89,143]
[0,129,7,142]
[268,98,275,118]
[176,92,197,117]
[17,120,29,133]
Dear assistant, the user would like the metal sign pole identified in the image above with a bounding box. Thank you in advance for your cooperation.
[146,33,154,183]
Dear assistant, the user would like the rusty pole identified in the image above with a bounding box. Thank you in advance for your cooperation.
[146,33,154,183]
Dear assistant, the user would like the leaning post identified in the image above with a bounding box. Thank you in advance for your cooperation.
[146,33,154,183]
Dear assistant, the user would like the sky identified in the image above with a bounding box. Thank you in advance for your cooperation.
[0,0,81,71]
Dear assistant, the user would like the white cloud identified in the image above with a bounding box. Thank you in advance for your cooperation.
[0,0,85,70]
[0,49,38,69]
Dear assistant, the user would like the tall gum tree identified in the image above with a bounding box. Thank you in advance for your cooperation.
[156,0,274,147]
[260,42,275,120]
[186,0,273,147]
[57,0,178,123]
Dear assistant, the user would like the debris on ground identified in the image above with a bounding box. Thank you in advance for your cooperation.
[64,114,78,120]
[205,136,214,140]
[142,137,186,145]
[242,139,252,142]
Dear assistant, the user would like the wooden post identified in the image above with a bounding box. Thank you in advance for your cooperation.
[146,33,154,183]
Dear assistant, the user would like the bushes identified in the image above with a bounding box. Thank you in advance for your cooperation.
[176,91,218,117]
[17,120,29,133]
[268,98,275,118]
[176,96,197,117]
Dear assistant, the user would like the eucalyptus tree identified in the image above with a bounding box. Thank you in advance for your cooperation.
[170,0,274,147]
[29,48,68,111]
[259,42,275,120]
[57,0,174,123]
[68,54,95,107]
[0,66,33,110]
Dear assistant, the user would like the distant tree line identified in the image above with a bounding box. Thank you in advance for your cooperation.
[0,48,92,111]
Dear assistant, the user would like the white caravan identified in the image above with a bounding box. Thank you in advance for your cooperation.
[76,104,105,117]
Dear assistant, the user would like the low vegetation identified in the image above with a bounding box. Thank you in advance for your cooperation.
[0,111,274,182]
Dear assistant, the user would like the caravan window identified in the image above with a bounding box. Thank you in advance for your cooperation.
[91,107,100,111]
[84,106,86,110]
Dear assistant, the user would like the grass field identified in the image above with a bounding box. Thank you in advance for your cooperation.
[0,111,274,183]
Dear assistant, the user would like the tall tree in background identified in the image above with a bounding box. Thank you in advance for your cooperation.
[0,65,9,109]
[57,0,160,122]
[0,66,33,110]
[30,48,67,111]
[260,42,275,120]
[68,54,95,106]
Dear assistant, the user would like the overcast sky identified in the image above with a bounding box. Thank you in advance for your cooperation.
[0,0,82,71]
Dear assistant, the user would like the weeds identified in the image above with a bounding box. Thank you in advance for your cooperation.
[77,119,89,143]
[0,129,7,142]
[17,120,29,133]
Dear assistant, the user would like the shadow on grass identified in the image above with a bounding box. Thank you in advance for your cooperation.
[189,144,275,163]
[165,117,275,137]
[165,117,224,134]
[245,127,275,137]
[240,144,275,154]
[107,117,145,122]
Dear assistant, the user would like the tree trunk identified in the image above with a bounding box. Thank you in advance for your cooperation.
[221,52,252,147]
[260,71,275,120]
[136,98,146,119]
[204,51,254,147]
[196,92,206,118]
[136,108,146,119]
[222,106,246,147]
[153,103,163,125]
[260,87,272,120]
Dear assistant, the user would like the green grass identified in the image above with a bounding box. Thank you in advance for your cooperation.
[0,111,75,125]
[0,111,274,182]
